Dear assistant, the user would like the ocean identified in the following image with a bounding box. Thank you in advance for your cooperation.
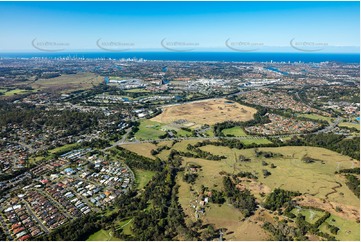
[0,52,359,63]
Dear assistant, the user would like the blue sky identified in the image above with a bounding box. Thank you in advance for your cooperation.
[0,1,359,52]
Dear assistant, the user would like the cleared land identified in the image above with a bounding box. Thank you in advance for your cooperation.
[31,72,103,93]
[151,98,257,125]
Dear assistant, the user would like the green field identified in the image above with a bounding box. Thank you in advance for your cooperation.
[222,126,249,136]
[319,214,360,241]
[291,207,326,224]
[135,119,194,140]
[133,169,156,189]
[298,113,333,123]
[0,89,37,96]
[239,138,272,145]
[338,122,360,130]
[205,128,214,137]
[135,120,167,140]
[86,229,119,241]
[49,143,81,154]
[125,88,150,93]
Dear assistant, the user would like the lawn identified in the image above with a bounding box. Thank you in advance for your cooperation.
[86,229,119,241]
[133,169,156,190]
[135,120,167,140]
[319,214,360,241]
[49,143,81,154]
[222,126,248,136]
[298,113,333,123]
[338,122,360,130]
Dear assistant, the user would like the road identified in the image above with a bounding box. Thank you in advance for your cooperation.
[314,117,343,134]
[21,199,49,233]
[35,188,73,219]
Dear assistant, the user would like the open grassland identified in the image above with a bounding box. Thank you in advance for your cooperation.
[222,126,249,136]
[319,214,360,241]
[119,140,359,208]
[299,113,333,123]
[133,169,156,190]
[338,122,360,130]
[151,98,257,125]
[121,139,359,240]
[31,72,103,93]
[86,229,119,241]
[199,145,359,208]
[121,142,157,159]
